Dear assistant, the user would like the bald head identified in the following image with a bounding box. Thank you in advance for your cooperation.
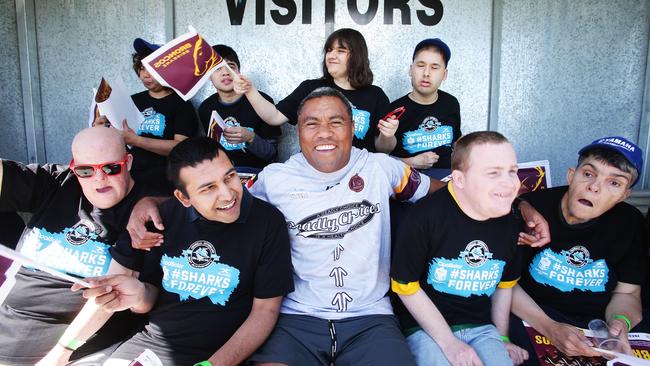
[72,127,126,161]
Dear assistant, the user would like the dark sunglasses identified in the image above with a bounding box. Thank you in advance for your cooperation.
[69,155,129,178]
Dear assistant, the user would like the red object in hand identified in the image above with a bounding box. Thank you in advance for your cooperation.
[381,106,406,122]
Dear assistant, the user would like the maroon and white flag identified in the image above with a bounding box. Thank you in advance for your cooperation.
[142,26,225,100]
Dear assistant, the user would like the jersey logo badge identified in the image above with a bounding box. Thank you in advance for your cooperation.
[65,219,99,245]
[183,240,220,268]
[348,174,364,192]
[420,116,442,132]
[562,246,592,268]
[460,240,493,267]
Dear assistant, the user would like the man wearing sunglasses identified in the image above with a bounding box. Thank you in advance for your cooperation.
[0,127,146,366]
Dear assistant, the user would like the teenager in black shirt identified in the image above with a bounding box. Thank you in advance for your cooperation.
[198,45,281,173]
[389,38,461,180]
[392,132,529,366]
[511,136,646,363]
[234,28,393,152]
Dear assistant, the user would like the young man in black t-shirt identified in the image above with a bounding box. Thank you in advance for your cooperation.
[510,136,647,363]
[81,137,293,365]
[198,45,281,174]
[0,127,144,366]
[93,38,199,195]
[391,131,529,366]
[389,38,461,180]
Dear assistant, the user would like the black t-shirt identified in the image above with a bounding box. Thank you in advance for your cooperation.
[276,78,391,152]
[391,184,522,329]
[389,91,461,169]
[519,186,647,323]
[0,161,143,364]
[198,92,281,169]
[0,212,24,249]
[130,91,198,192]
[109,190,294,365]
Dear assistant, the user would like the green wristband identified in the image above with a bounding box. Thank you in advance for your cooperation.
[193,361,213,366]
[58,335,85,351]
[613,314,632,332]
[501,335,511,343]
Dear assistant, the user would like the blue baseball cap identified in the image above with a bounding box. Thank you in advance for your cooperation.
[578,136,643,186]
[133,38,161,58]
[413,38,451,67]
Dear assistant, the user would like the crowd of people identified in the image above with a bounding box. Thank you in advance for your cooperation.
[0,27,646,366]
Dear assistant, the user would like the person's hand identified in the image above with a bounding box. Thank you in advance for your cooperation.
[74,275,146,312]
[439,337,484,366]
[517,200,550,247]
[505,342,529,365]
[377,117,399,138]
[127,197,165,250]
[121,119,139,146]
[547,321,600,357]
[411,152,439,169]
[92,115,111,128]
[36,345,72,366]
[607,318,633,354]
[233,74,253,95]
[223,126,254,145]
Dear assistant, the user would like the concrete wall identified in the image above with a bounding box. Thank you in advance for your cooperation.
[3,0,649,187]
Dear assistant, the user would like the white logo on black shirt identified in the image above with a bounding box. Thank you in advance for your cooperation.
[563,246,591,268]
[185,240,219,269]
[65,220,97,245]
[460,240,493,267]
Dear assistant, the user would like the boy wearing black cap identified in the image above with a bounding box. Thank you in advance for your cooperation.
[510,136,647,363]
[122,38,198,194]
[198,45,281,174]
[389,38,461,179]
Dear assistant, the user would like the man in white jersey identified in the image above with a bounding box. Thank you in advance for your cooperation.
[246,87,440,365]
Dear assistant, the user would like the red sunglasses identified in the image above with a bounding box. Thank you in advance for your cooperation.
[69,155,129,178]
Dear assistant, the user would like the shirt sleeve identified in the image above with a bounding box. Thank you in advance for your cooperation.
[253,205,294,298]
[276,80,312,125]
[369,87,391,137]
[109,230,147,272]
[197,98,213,135]
[172,100,199,137]
[613,210,647,285]
[0,160,69,212]
[390,200,433,294]
[246,169,269,202]
[499,243,524,288]
[450,97,462,143]
[376,154,430,202]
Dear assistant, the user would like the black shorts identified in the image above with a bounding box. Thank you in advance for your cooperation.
[249,313,416,366]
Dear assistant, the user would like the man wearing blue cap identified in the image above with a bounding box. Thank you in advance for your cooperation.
[388,38,461,180]
[96,38,198,195]
[509,136,647,364]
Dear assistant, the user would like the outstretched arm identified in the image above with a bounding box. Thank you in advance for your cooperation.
[511,284,599,357]
[235,75,288,126]
[36,261,138,366]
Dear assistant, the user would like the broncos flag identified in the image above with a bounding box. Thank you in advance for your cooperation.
[142,26,226,101]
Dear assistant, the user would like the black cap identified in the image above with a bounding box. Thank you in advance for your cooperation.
[413,38,451,67]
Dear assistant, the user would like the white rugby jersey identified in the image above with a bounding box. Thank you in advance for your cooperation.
[249,148,429,319]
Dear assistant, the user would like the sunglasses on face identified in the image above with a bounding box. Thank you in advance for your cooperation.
[69,155,129,178]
